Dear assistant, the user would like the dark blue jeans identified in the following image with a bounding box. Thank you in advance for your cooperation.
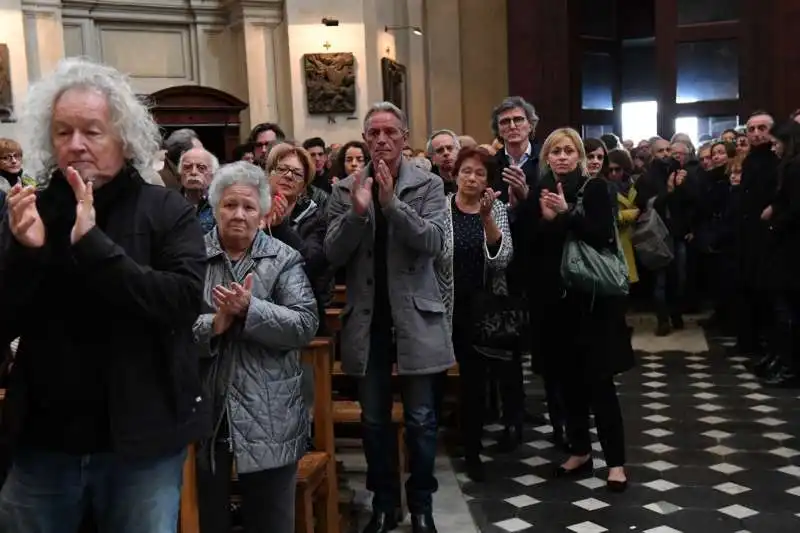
[360,330,439,515]
[0,448,186,533]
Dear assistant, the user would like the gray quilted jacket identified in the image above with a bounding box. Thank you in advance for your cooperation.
[193,229,319,474]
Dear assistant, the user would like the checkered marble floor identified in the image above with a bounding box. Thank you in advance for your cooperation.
[454,330,800,532]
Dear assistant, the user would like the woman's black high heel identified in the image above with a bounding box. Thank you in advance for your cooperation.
[552,457,593,478]
[606,478,628,493]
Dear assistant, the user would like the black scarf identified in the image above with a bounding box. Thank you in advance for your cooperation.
[0,168,22,187]
[40,165,144,236]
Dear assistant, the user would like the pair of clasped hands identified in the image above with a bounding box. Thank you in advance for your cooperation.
[7,166,95,248]
[502,164,568,219]
[347,159,399,216]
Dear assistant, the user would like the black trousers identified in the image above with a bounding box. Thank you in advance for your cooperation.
[562,376,626,467]
[452,305,522,458]
[736,285,773,353]
[771,290,800,369]
[196,437,297,533]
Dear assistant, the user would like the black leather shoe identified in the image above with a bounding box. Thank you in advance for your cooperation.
[655,321,671,337]
[410,513,438,533]
[552,457,593,479]
[362,511,399,533]
[763,367,800,388]
[749,353,777,376]
[497,424,522,453]
[671,315,685,330]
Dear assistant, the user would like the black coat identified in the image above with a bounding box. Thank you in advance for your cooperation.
[514,170,633,380]
[0,166,209,458]
[693,166,731,252]
[736,143,779,287]
[271,196,332,334]
[768,159,800,291]
[492,144,541,294]
[635,158,697,239]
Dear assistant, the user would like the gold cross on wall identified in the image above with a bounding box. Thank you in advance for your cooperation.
[323,41,331,51]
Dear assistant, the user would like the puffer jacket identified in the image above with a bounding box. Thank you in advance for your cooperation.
[193,229,319,474]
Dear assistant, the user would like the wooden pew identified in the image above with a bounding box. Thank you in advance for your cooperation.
[296,338,341,533]
[331,285,347,306]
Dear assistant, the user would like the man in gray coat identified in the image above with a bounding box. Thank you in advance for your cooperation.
[325,102,453,533]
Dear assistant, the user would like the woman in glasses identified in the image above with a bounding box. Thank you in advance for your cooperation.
[264,143,331,335]
[0,138,35,193]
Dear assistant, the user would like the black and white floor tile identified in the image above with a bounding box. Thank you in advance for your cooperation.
[454,329,800,532]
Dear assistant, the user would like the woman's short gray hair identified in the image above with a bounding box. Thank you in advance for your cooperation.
[17,57,161,183]
[208,161,271,216]
[491,96,540,139]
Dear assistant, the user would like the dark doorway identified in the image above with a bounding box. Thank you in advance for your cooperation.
[146,86,248,163]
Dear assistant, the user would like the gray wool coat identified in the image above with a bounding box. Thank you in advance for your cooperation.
[193,229,319,474]
[324,160,455,376]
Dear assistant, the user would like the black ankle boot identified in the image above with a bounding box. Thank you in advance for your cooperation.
[410,512,437,533]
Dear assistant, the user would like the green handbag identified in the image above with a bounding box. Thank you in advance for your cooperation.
[560,179,630,297]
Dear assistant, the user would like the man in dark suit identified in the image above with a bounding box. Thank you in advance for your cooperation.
[487,96,557,451]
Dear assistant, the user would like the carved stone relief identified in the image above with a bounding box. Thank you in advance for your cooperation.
[303,52,356,115]
[0,44,12,122]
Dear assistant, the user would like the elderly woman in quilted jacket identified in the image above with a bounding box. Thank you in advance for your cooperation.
[192,161,319,533]
[436,146,513,482]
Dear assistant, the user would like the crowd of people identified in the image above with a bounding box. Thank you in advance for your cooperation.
[0,56,798,533]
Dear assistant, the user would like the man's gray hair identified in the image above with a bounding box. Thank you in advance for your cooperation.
[426,129,461,155]
[208,161,271,216]
[363,101,408,131]
[491,96,539,138]
[178,148,220,174]
[164,128,200,165]
[18,57,161,183]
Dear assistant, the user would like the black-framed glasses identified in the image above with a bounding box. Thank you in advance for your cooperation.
[498,116,527,128]
[0,153,21,163]
[274,165,304,181]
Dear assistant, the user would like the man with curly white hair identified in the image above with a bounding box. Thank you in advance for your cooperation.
[0,58,208,531]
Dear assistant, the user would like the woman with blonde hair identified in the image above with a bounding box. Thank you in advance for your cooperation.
[512,128,633,491]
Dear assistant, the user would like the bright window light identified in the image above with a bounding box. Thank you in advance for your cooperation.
[621,101,658,144]
[675,116,699,147]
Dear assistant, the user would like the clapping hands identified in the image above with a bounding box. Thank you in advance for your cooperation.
[212,273,254,334]
[539,182,568,221]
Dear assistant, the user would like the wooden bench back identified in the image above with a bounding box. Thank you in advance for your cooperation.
[301,338,335,456]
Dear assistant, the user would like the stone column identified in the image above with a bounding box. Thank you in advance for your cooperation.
[226,0,291,136]
[424,0,463,133]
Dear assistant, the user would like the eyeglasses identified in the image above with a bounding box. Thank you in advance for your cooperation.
[587,153,605,161]
[498,116,527,128]
[0,153,21,163]
[608,166,623,174]
[254,142,270,149]
[274,165,305,181]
